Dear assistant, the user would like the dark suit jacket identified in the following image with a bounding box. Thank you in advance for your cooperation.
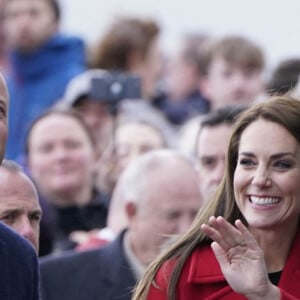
[39,231,136,300]
[0,222,39,300]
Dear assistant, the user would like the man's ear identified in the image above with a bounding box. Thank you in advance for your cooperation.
[125,201,137,220]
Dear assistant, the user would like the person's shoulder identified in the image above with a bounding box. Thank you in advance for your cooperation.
[0,222,39,298]
[48,33,84,47]
[40,247,101,269]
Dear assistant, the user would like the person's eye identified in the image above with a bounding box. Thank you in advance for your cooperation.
[38,143,53,154]
[65,140,81,149]
[239,158,255,167]
[243,69,256,79]
[1,214,15,224]
[200,157,216,169]
[0,107,7,118]
[166,211,181,221]
[140,145,155,154]
[273,160,293,170]
[0,101,7,119]
[29,9,40,18]
[31,214,41,223]
[222,70,232,78]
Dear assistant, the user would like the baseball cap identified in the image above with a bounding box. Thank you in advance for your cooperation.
[62,69,109,107]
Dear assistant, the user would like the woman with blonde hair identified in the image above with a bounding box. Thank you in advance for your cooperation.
[133,95,300,299]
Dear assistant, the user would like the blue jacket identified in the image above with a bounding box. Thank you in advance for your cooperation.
[5,33,86,161]
[0,222,39,299]
[40,230,136,300]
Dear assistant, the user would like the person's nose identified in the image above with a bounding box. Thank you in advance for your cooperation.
[211,161,225,186]
[231,73,247,88]
[252,166,271,187]
[52,146,69,161]
[16,13,32,29]
[17,217,35,246]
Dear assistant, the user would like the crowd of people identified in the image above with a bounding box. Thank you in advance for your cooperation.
[0,0,300,299]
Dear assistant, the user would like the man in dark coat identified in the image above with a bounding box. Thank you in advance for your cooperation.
[0,72,40,299]
[0,222,40,299]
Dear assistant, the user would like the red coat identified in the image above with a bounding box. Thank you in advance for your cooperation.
[147,231,300,299]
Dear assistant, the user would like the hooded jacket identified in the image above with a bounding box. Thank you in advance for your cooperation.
[5,33,86,161]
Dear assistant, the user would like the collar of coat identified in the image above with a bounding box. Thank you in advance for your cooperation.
[187,230,300,295]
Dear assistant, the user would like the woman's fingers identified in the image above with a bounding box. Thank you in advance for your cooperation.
[202,216,247,250]
[234,219,258,248]
[201,223,231,250]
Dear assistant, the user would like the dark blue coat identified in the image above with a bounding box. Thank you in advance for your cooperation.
[0,222,39,299]
[39,231,136,300]
[5,33,86,161]
[155,90,210,125]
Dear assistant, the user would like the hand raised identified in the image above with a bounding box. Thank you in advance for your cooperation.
[201,216,279,300]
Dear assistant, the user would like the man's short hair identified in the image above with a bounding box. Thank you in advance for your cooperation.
[267,58,300,95]
[194,105,248,155]
[197,36,265,76]
[48,0,60,22]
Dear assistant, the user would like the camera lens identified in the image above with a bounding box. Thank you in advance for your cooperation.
[110,81,123,97]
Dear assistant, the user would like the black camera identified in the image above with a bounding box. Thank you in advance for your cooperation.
[89,71,141,103]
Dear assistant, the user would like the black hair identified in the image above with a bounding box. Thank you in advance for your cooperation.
[201,105,248,128]
[194,105,248,156]
[49,0,60,22]
[267,58,300,95]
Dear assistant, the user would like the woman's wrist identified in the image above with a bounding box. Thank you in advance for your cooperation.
[246,284,280,300]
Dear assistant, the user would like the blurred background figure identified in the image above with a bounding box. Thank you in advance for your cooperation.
[0,71,40,299]
[95,113,175,198]
[0,159,41,253]
[195,105,247,201]
[157,32,210,126]
[91,16,162,104]
[89,15,175,162]
[74,114,176,250]
[198,35,265,110]
[25,109,108,255]
[0,0,10,73]
[39,149,204,300]
[266,57,300,96]
[57,69,113,157]
[176,114,204,162]
[2,0,86,161]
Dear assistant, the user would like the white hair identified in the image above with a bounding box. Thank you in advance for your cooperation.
[118,149,194,203]
[107,149,196,233]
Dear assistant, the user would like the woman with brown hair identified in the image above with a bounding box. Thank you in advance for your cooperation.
[92,16,162,101]
[133,96,300,299]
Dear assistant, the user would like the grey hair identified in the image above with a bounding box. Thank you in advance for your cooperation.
[115,149,196,206]
[107,149,197,233]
